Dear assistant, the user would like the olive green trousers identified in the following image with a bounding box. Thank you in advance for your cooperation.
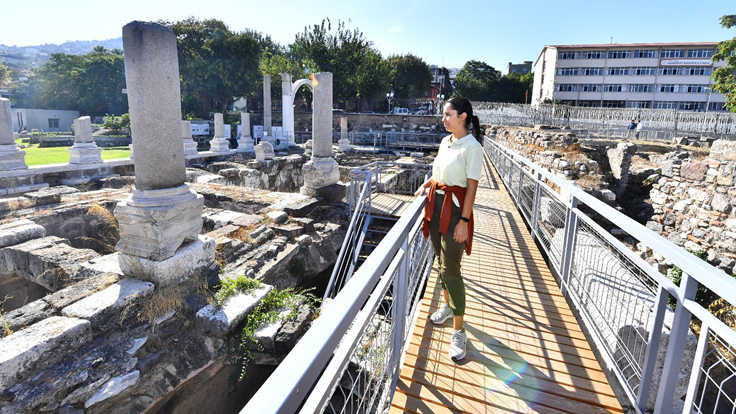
[428,193,466,316]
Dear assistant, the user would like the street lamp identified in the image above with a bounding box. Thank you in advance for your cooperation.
[386,91,394,114]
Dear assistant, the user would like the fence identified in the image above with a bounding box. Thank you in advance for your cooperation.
[485,137,736,413]
[474,102,736,137]
[243,185,433,414]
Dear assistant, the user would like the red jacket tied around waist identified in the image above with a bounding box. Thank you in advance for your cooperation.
[421,181,474,255]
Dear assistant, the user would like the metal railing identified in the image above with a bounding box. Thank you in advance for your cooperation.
[325,162,433,301]
[243,192,433,414]
[485,137,736,413]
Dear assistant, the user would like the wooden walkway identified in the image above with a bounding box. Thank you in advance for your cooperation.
[390,157,624,413]
[370,193,416,218]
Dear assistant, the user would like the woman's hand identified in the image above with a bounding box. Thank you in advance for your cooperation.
[454,221,468,243]
[414,179,432,198]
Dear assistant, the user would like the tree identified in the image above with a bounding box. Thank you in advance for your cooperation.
[454,60,501,101]
[386,54,431,100]
[713,14,736,112]
[0,62,10,86]
[291,18,387,110]
[163,18,263,118]
[9,49,127,116]
[496,72,534,104]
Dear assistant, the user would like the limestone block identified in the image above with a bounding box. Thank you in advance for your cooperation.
[254,307,291,353]
[0,144,28,170]
[61,279,155,328]
[712,193,731,213]
[710,140,736,161]
[118,235,215,286]
[195,285,273,337]
[301,157,340,195]
[646,221,663,234]
[24,185,79,206]
[114,184,204,261]
[206,210,247,230]
[599,189,616,202]
[255,141,275,161]
[1,299,54,334]
[274,303,314,355]
[238,168,269,189]
[0,219,45,248]
[44,272,121,310]
[0,196,32,213]
[0,316,91,393]
[267,210,288,224]
[283,198,321,218]
[650,190,667,205]
[718,164,735,186]
[195,174,229,185]
[85,371,140,409]
[232,214,264,228]
[687,187,709,203]
[0,236,102,291]
[81,253,124,276]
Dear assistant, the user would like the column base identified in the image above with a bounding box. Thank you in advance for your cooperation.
[338,138,352,152]
[184,140,199,156]
[68,142,103,164]
[114,184,204,261]
[119,235,215,286]
[209,138,232,154]
[0,144,28,170]
[300,156,340,196]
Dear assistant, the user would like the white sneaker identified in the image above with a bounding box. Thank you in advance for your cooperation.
[430,303,452,324]
[449,330,467,360]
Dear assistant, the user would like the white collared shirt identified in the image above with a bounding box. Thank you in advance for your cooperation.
[432,133,483,206]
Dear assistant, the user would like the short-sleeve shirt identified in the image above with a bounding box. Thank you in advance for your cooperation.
[432,134,483,187]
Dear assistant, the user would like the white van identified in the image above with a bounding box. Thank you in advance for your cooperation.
[392,107,409,115]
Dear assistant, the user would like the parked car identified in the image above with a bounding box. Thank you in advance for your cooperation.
[392,107,409,115]
[414,108,428,115]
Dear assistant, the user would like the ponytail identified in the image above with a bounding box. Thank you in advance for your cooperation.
[470,114,481,142]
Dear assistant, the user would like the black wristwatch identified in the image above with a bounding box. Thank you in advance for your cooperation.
[460,216,470,223]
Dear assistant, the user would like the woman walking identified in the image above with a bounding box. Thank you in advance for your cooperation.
[414,96,483,360]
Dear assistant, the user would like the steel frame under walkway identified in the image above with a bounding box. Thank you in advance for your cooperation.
[391,155,624,413]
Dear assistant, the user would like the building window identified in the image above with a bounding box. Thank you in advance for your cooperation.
[653,101,678,109]
[603,100,626,108]
[709,102,725,111]
[633,49,657,58]
[48,118,60,131]
[603,84,626,92]
[522,68,528,72]
[556,84,577,92]
[626,101,651,108]
[580,67,604,76]
[656,84,679,93]
[582,50,605,59]
[687,49,713,58]
[631,67,656,75]
[658,67,682,75]
[606,67,630,75]
[608,50,631,59]
[660,49,686,58]
[557,68,579,76]
[577,100,601,107]
[579,84,602,92]
[628,84,654,92]
[558,51,580,60]
[683,84,708,93]
[680,101,705,110]
[684,66,711,75]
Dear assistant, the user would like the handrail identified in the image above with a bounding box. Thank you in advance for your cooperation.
[485,136,736,413]
[243,195,431,414]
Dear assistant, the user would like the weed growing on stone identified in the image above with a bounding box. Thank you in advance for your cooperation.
[0,294,13,337]
[667,248,711,309]
[78,203,120,254]
[236,287,320,381]
[214,275,261,309]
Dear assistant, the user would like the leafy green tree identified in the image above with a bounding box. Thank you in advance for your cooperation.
[497,72,534,103]
[291,18,387,110]
[713,14,736,112]
[386,54,431,100]
[0,62,10,86]
[454,60,501,101]
[9,50,127,116]
[163,18,263,118]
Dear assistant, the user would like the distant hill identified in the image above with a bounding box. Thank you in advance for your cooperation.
[0,38,123,68]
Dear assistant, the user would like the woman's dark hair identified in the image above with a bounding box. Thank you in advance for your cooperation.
[447,96,481,142]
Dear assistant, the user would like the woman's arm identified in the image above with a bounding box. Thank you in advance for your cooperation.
[454,178,478,243]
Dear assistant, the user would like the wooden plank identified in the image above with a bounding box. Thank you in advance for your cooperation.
[370,193,416,218]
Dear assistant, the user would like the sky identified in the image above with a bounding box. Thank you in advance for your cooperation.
[1,0,734,72]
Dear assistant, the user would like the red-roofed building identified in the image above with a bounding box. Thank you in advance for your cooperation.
[532,42,727,111]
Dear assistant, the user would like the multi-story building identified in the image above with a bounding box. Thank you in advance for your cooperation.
[532,42,727,111]
[505,61,532,76]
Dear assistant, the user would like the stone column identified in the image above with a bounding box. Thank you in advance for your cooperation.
[280,73,295,148]
[240,112,254,152]
[182,120,198,157]
[0,98,27,170]
[338,116,351,152]
[209,113,231,154]
[114,21,213,284]
[68,116,103,164]
[301,72,340,197]
[263,75,272,138]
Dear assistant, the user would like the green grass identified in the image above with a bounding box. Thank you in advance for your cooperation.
[14,139,130,166]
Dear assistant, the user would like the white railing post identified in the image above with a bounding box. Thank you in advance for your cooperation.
[653,273,698,413]
[516,162,524,203]
[558,196,579,296]
[530,171,542,241]
[391,235,409,383]
[636,285,668,411]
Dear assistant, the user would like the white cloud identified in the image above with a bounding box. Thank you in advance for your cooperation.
[387,26,403,34]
